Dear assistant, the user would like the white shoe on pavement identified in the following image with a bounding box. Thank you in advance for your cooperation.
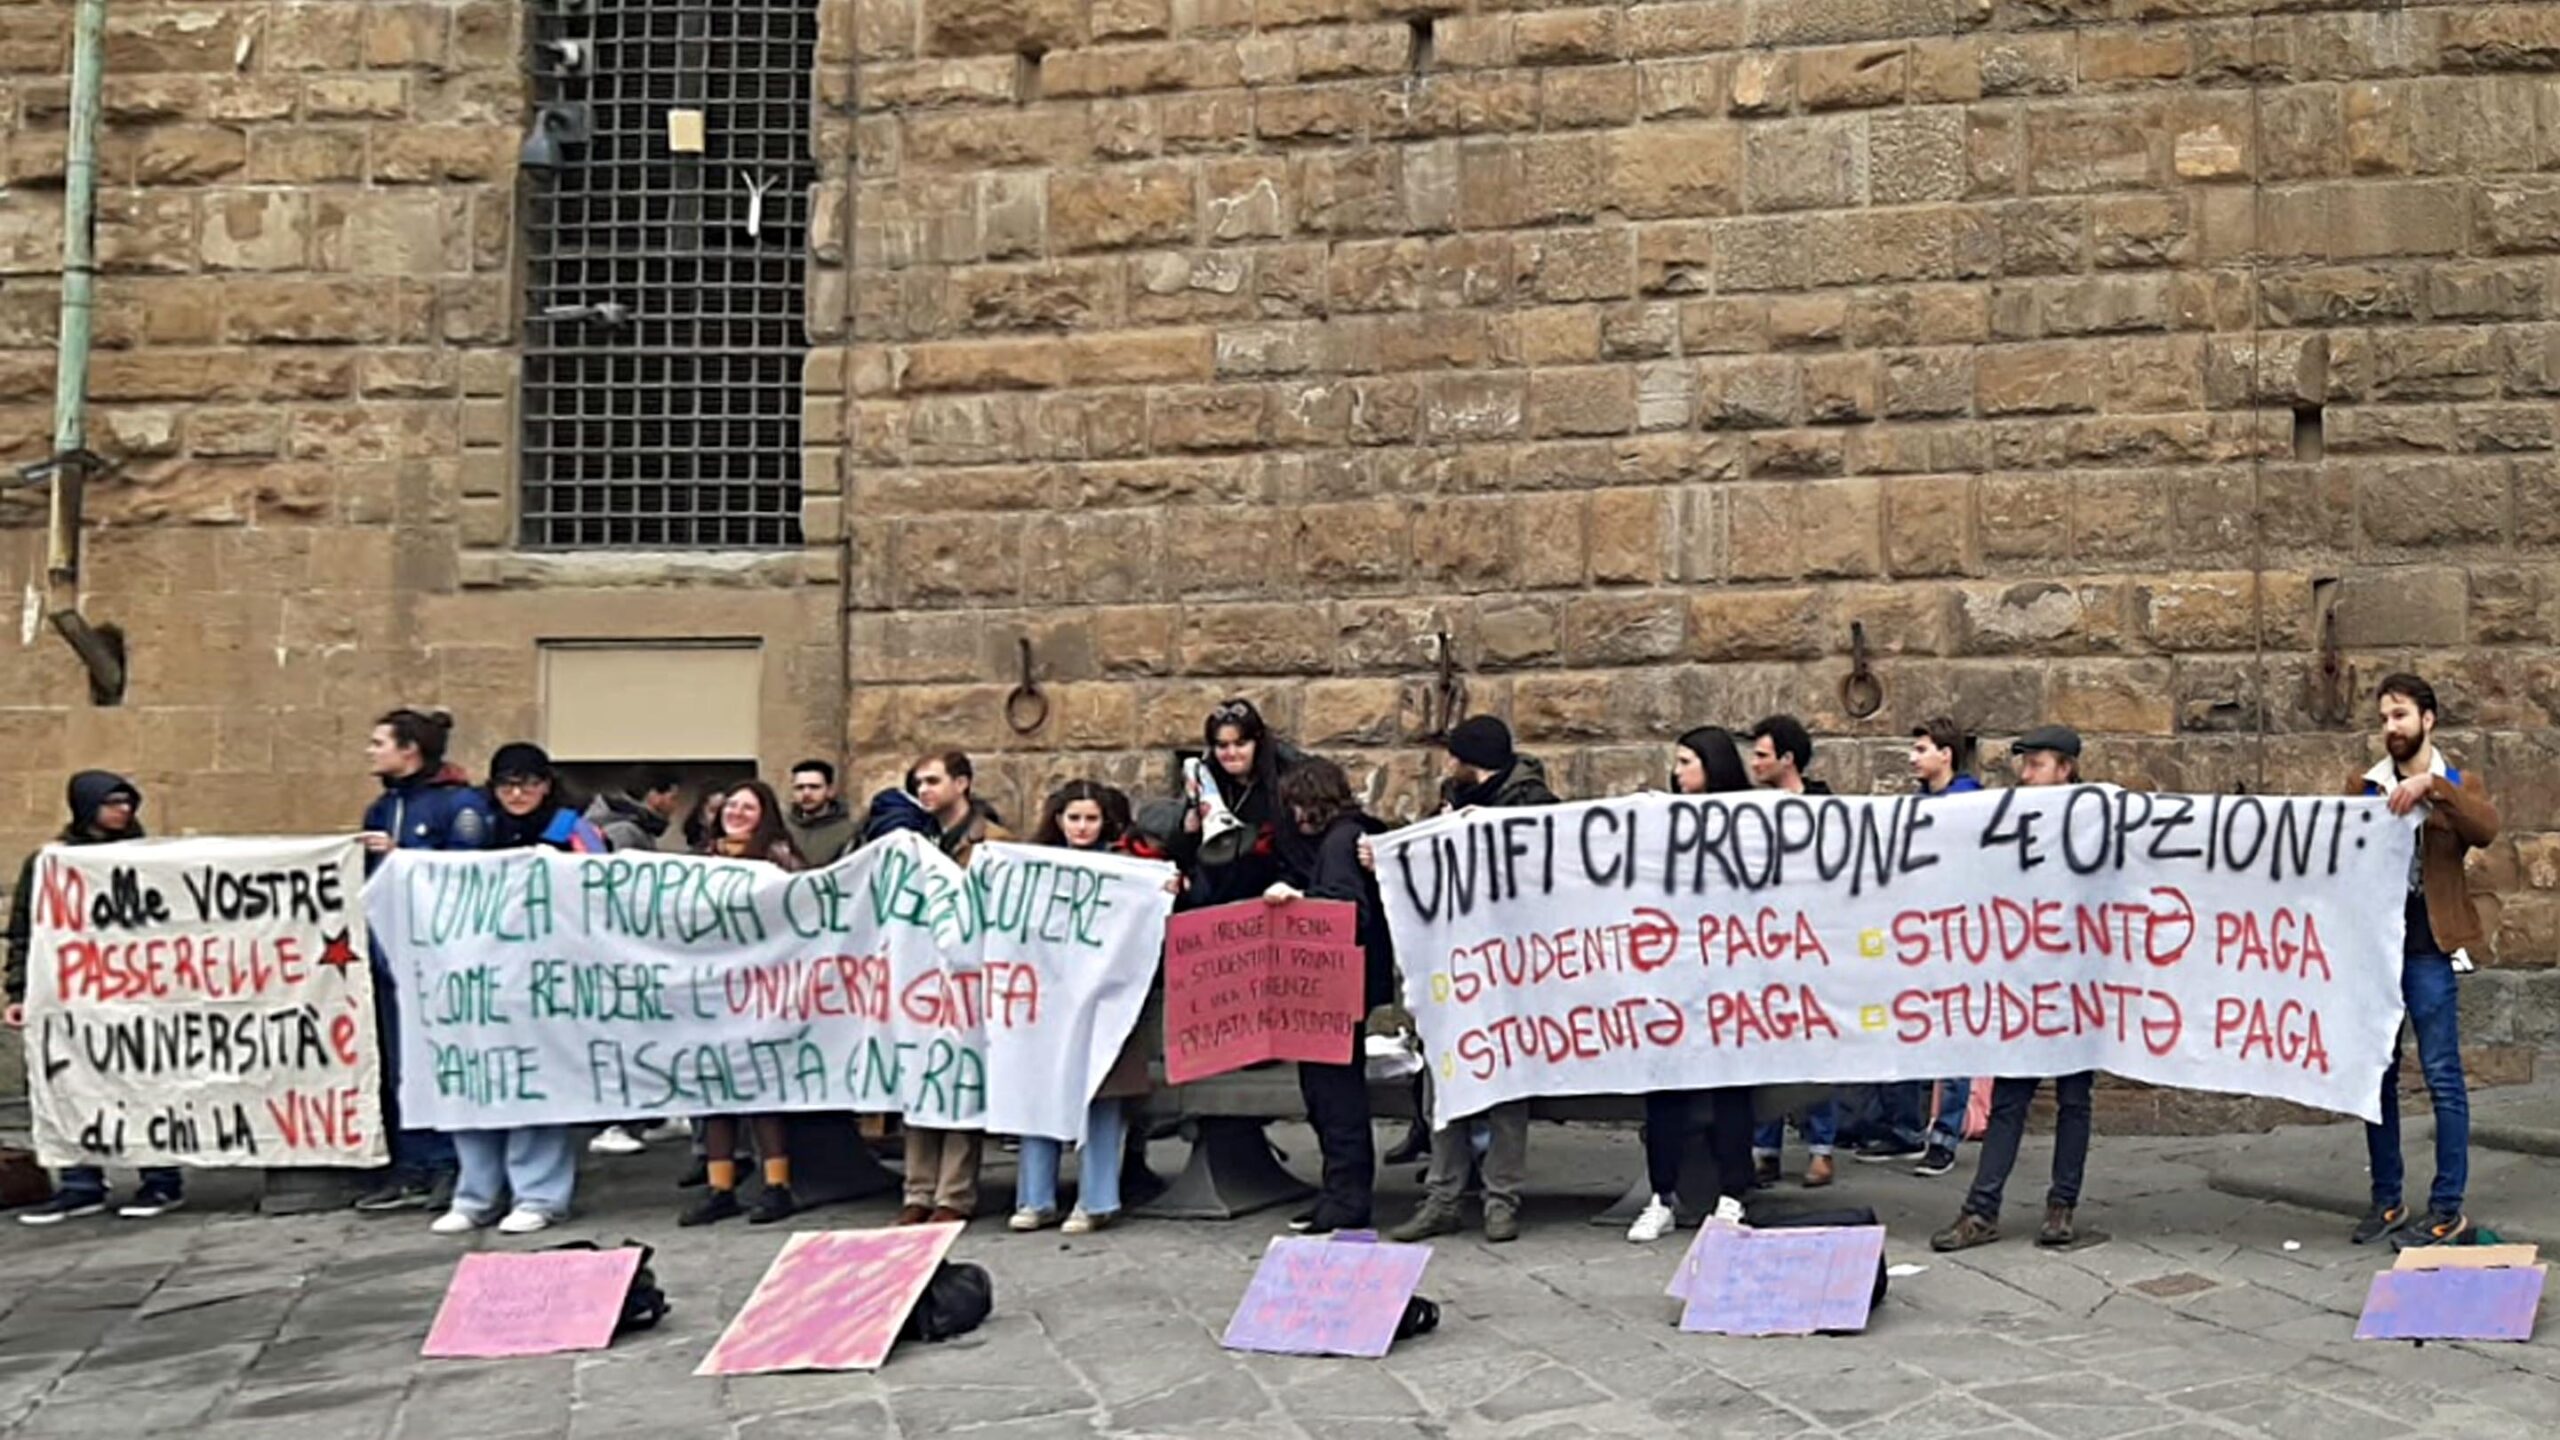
[639,1119,690,1141]
[1627,1195,1678,1243]
[497,1209,553,1235]
[430,1209,485,1235]
[588,1126,646,1156]
[1711,1195,1747,1226]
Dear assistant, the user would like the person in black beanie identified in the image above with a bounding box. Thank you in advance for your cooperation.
[1390,716,1558,1244]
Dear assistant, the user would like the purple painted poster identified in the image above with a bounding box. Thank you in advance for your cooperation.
[423,1249,643,1359]
[1221,1237,1431,1358]
[1676,1224,1885,1336]
[2356,1267,2545,1342]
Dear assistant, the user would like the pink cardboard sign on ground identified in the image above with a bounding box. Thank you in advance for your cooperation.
[697,1224,962,1376]
[1220,1235,1432,1358]
[422,1248,644,1359]
[2356,1266,2546,1342]
[1164,898,1363,1085]
[1676,1224,1886,1336]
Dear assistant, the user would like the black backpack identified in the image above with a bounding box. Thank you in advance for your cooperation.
[898,1261,993,1343]
[545,1239,670,1335]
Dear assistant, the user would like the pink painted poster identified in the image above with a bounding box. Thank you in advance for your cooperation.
[696,1224,962,1376]
[1164,899,1364,1085]
[422,1249,643,1359]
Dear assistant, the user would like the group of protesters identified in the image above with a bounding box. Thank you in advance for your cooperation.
[3,670,2496,1257]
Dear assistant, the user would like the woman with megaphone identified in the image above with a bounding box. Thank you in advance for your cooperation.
[1173,698,1302,906]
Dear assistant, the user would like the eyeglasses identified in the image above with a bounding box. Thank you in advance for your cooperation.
[494,777,548,794]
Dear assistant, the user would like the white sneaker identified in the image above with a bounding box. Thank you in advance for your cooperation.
[430,1209,485,1235]
[1710,1195,1748,1226]
[497,1209,553,1235]
[1626,1195,1678,1243]
[1009,1206,1058,1232]
[588,1127,646,1156]
[639,1119,690,1141]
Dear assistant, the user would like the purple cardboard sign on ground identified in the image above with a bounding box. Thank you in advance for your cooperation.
[2356,1267,2545,1342]
[423,1249,643,1359]
[1221,1236,1431,1358]
[1677,1225,1885,1337]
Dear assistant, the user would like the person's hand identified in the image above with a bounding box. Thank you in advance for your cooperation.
[1356,838,1376,872]
[1263,883,1303,905]
[2387,774,2434,817]
[361,831,394,856]
[1183,804,1203,834]
[1162,876,1182,895]
[3,1002,24,1029]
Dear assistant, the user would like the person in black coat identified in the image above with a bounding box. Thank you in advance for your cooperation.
[1173,698,1304,910]
[1268,756,1393,1235]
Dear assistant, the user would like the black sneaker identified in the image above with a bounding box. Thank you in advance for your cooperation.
[2395,1210,2472,1250]
[352,1175,435,1213]
[1753,1156,1781,1188]
[1853,1137,1927,1164]
[119,1185,186,1219]
[2351,1201,2409,1246]
[675,1158,708,1189]
[680,1189,743,1227]
[17,1192,106,1226]
[747,1183,798,1225]
[1291,1205,1369,1237]
[1286,1207,1319,1233]
[1914,1144,1958,1177]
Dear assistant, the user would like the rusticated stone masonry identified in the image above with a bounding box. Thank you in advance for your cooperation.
[5,1,2560,1123]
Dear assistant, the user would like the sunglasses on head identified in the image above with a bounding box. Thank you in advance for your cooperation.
[1211,701,1255,723]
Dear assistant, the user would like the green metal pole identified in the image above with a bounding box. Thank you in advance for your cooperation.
[47,0,105,588]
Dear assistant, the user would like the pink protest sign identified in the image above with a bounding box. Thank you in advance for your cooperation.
[422,1249,643,1359]
[697,1224,961,1376]
[1676,1224,1885,1336]
[2356,1266,2545,1342]
[1220,1236,1431,1358]
[1164,898,1364,1085]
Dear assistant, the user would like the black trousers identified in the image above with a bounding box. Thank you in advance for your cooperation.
[1297,1048,1375,1223]
[1643,1087,1757,1205]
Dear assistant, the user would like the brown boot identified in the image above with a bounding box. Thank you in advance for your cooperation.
[1931,1212,1999,1252]
[1804,1154,1835,1188]
[2038,1204,2076,1247]
[895,1203,932,1226]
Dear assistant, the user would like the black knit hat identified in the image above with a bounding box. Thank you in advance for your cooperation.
[488,742,554,783]
[1445,715,1515,772]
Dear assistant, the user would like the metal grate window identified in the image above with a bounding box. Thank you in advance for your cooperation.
[520,0,814,550]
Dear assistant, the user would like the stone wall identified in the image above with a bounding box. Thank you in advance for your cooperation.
[5,1,2560,1125]
[0,2,846,880]
[844,0,2560,1096]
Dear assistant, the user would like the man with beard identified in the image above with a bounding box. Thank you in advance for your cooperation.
[2348,674,2499,1250]
[784,760,859,866]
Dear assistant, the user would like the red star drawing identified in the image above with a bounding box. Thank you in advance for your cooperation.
[318,930,360,973]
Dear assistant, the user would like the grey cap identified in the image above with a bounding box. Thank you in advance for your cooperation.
[2014,723,2083,759]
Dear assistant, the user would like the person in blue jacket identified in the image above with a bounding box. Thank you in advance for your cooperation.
[1853,717,1987,1175]
[432,743,599,1237]
[354,707,493,1213]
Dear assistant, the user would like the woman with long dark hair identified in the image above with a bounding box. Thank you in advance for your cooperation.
[1173,698,1295,908]
[1629,727,1761,1244]
[434,744,603,1238]
[679,781,804,1227]
[1271,757,1395,1235]
[1012,781,1152,1235]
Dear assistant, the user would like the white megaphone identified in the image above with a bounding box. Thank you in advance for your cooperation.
[1185,755,1255,866]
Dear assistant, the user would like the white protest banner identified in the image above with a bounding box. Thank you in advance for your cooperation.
[26,836,382,1168]
[367,834,1171,1142]
[1376,787,2418,1126]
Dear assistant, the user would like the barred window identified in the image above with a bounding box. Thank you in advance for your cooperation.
[519,0,815,550]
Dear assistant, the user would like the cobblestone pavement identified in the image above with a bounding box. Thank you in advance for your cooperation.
[4,1117,2558,1439]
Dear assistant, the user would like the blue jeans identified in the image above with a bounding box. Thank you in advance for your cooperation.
[58,1165,181,1200]
[1753,1099,1836,1159]
[1016,1099,1129,1217]
[1964,1072,2094,1220]
[2366,953,2468,1216]
[451,1127,579,1221]
[1930,1077,1973,1147]
[373,948,457,1179]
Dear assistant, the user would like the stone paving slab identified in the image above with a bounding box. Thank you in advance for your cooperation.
[3,1119,2558,1438]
